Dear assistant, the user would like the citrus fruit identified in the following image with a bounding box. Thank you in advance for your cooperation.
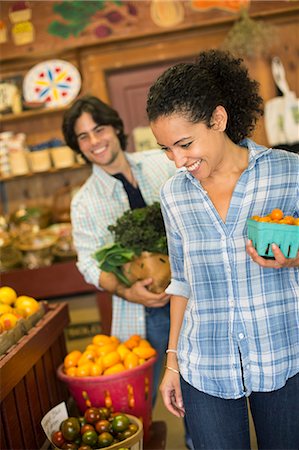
[15,296,40,317]
[0,286,17,305]
[0,304,13,315]
[0,313,19,330]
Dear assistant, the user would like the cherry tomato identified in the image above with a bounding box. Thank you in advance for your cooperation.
[80,424,95,435]
[51,430,66,448]
[84,407,101,424]
[61,417,81,441]
[95,419,111,434]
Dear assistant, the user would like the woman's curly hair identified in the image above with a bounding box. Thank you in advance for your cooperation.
[146,49,263,144]
[62,95,128,161]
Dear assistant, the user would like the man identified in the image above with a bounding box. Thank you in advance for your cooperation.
[62,95,175,404]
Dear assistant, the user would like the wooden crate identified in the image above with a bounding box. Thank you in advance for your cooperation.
[0,303,70,450]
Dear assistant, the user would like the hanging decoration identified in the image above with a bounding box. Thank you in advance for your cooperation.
[23,59,81,108]
[221,8,275,59]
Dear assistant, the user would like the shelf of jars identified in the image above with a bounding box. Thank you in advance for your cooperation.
[0,162,90,182]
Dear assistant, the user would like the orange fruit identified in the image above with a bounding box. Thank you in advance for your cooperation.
[78,350,96,366]
[90,363,103,376]
[133,346,157,359]
[294,218,299,226]
[0,304,13,315]
[104,363,125,376]
[139,339,151,347]
[0,286,17,305]
[251,215,260,221]
[124,351,139,369]
[124,337,140,350]
[102,351,121,369]
[76,362,92,377]
[64,350,82,369]
[92,334,112,346]
[282,216,295,225]
[65,366,77,377]
[97,343,118,357]
[0,313,19,330]
[117,344,130,361]
[270,208,284,221]
[259,216,271,222]
[15,296,40,317]
[110,335,120,345]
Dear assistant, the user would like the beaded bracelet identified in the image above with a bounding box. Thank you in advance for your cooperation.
[166,349,177,354]
[165,365,180,374]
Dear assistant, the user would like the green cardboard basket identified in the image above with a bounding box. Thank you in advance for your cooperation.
[247,219,299,259]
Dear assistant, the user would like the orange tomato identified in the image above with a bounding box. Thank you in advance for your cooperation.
[97,343,118,357]
[90,363,103,376]
[102,351,121,369]
[65,366,77,377]
[294,218,299,226]
[76,362,92,377]
[259,216,271,222]
[124,337,140,350]
[133,346,157,360]
[282,216,295,225]
[92,334,112,346]
[104,363,125,376]
[64,350,82,369]
[270,208,284,221]
[251,215,260,221]
[139,339,151,347]
[124,351,139,369]
[117,344,130,361]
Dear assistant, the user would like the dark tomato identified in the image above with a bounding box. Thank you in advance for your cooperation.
[97,431,114,448]
[61,417,81,441]
[61,443,78,449]
[78,446,92,450]
[80,424,95,435]
[119,428,134,440]
[111,414,130,433]
[82,430,98,446]
[84,407,101,424]
[51,430,66,447]
[98,407,110,420]
[95,419,111,434]
[79,416,86,427]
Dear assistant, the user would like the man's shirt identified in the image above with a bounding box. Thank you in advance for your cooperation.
[161,139,299,398]
[71,149,175,340]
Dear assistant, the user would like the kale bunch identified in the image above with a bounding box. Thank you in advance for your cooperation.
[108,202,168,256]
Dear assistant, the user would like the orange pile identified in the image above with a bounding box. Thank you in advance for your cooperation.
[251,208,299,225]
[64,333,156,378]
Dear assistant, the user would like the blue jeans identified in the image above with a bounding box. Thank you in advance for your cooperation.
[181,372,299,450]
[145,303,170,406]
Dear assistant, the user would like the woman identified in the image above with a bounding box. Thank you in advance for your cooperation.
[146,49,299,449]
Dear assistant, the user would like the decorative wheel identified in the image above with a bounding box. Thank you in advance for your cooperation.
[23,59,81,108]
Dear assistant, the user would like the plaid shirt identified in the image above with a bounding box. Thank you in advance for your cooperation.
[71,149,175,340]
[161,139,299,399]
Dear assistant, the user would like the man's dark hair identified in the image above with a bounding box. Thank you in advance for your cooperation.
[62,95,128,159]
[147,49,263,144]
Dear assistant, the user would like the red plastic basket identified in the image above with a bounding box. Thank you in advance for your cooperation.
[57,357,156,441]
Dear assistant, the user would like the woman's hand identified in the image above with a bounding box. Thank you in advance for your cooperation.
[160,368,185,418]
[246,240,299,269]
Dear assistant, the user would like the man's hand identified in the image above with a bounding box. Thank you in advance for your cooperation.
[100,271,170,307]
[246,240,299,269]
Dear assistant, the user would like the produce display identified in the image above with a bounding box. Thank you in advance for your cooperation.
[63,333,156,378]
[248,209,299,259]
[0,286,40,332]
[0,286,46,355]
[0,207,76,270]
[51,408,139,450]
[93,202,171,293]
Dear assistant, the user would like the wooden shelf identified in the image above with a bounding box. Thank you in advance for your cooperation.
[0,163,90,182]
[0,105,69,123]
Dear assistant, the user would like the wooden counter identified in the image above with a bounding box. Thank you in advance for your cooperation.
[0,302,70,450]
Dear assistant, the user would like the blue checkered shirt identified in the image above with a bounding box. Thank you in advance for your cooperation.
[71,150,176,341]
[161,139,299,399]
